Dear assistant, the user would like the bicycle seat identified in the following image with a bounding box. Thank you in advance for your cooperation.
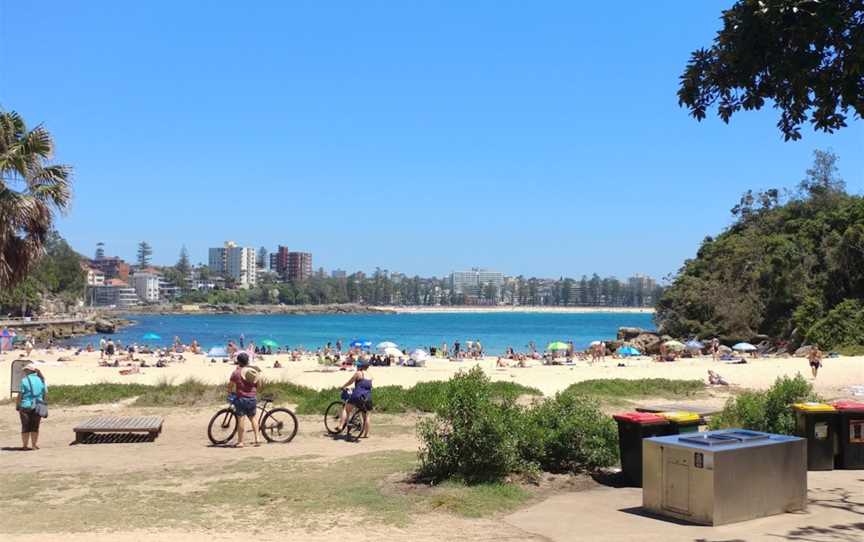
[260,394,274,402]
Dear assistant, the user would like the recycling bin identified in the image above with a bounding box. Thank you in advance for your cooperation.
[832,400,864,469]
[793,402,837,471]
[613,412,675,486]
[660,411,702,434]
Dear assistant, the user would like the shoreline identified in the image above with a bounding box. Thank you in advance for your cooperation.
[375,306,655,315]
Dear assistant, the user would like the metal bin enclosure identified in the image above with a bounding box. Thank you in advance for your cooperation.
[793,402,837,471]
[642,429,806,526]
[833,401,864,469]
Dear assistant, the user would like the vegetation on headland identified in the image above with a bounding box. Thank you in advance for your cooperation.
[710,374,819,435]
[657,150,864,350]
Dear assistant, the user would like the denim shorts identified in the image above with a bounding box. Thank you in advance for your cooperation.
[234,397,257,418]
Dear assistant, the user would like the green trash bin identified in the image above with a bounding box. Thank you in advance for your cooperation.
[832,401,864,469]
[793,402,837,471]
[613,412,674,487]
[660,411,702,433]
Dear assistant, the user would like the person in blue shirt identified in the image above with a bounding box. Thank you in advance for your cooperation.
[17,363,46,450]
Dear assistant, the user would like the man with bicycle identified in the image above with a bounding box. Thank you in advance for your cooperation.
[227,352,260,447]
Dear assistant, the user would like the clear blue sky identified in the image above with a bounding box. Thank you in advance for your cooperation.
[1,1,862,281]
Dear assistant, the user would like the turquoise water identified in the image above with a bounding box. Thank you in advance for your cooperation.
[73,312,655,354]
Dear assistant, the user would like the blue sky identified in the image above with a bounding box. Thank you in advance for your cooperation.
[1,1,862,281]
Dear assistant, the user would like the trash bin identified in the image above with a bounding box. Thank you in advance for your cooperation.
[612,412,674,486]
[660,411,702,433]
[793,402,837,471]
[832,400,864,469]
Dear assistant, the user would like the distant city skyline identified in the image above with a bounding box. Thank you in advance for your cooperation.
[3,2,861,281]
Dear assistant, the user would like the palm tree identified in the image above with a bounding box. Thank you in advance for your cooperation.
[0,110,72,289]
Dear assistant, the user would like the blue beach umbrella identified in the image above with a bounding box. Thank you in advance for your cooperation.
[207,346,228,357]
[350,339,372,349]
[733,342,757,352]
[142,332,161,341]
[617,345,641,357]
[685,340,704,350]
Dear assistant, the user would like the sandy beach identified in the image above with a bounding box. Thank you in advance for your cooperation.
[2,348,861,400]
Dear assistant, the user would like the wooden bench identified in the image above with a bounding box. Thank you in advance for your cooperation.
[74,416,164,443]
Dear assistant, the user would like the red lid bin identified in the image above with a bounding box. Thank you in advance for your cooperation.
[613,412,667,425]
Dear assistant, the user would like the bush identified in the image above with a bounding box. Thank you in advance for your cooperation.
[521,392,619,473]
[806,299,864,349]
[710,374,820,434]
[418,367,526,483]
[418,367,619,483]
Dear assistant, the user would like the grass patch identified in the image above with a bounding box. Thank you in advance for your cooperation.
[0,451,531,534]
[564,379,705,399]
[48,383,153,406]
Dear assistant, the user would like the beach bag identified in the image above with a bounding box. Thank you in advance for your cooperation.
[34,399,48,418]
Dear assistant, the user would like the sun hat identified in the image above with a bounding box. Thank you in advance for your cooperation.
[241,365,261,384]
[22,362,38,372]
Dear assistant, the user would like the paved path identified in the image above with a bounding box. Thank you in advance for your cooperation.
[505,470,864,541]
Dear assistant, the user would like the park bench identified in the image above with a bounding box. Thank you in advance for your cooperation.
[73,416,164,444]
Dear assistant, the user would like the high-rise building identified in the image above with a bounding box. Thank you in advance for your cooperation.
[91,279,139,307]
[287,252,312,281]
[208,241,257,288]
[628,273,657,292]
[257,247,269,271]
[274,246,290,276]
[331,269,347,279]
[450,268,505,296]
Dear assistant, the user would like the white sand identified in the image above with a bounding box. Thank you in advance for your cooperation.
[2,348,862,399]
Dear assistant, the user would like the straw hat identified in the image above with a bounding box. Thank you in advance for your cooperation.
[241,366,261,384]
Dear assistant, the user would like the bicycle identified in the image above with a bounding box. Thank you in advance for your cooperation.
[207,394,298,445]
[324,388,367,442]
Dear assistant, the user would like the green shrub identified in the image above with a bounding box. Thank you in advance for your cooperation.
[418,367,526,483]
[521,392,619,473]
[564,379,704,399]
[710,374,820,434]
[805,299,864,350]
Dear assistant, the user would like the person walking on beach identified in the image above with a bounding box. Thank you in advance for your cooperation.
[24,336,33,357]
[454,340,461,357]
[711,337,720,361]
[808,348,823,378]
[99,337,107,360]
[16,363,46,450]
[227,352,260,448]
[336,339,342,353]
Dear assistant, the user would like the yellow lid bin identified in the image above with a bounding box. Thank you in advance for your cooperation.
[792,402,836,412]
[660,411,701,423]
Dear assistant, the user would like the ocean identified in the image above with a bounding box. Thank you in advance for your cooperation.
[71,311,655,355]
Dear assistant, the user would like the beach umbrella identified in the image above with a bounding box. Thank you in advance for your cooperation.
[685,340,705,350]
[547,341,569,351]
[142,332,161,341]
[617,345,641,357]
[376,341,398,350]
[733,342,757,352]
[350,339,372,349]
[260,339,279,348]
[590,340,602,346]
[207,346,228,357]
[664,340,685,350]
[410,349,429,361]
[383,346,402,357]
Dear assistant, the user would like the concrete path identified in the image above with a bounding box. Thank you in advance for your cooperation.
[505,470,864,541]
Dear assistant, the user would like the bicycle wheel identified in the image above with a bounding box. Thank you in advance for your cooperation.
[345,409,365,442]
[324,401,345,434]
[260,407,298,443]
[207,408,238,445]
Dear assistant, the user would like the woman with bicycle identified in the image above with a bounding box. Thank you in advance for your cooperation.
[227,352,260,447]
[338,362,372,438]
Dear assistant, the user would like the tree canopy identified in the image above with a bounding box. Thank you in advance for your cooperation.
[679,0,864,140]
[656,150,864,349]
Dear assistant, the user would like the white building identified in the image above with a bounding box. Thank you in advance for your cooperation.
[133,272,161,303]
[84,267,105,287]
[208,241,257,288]
[91,280,139,308]
[450,268,505,297]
